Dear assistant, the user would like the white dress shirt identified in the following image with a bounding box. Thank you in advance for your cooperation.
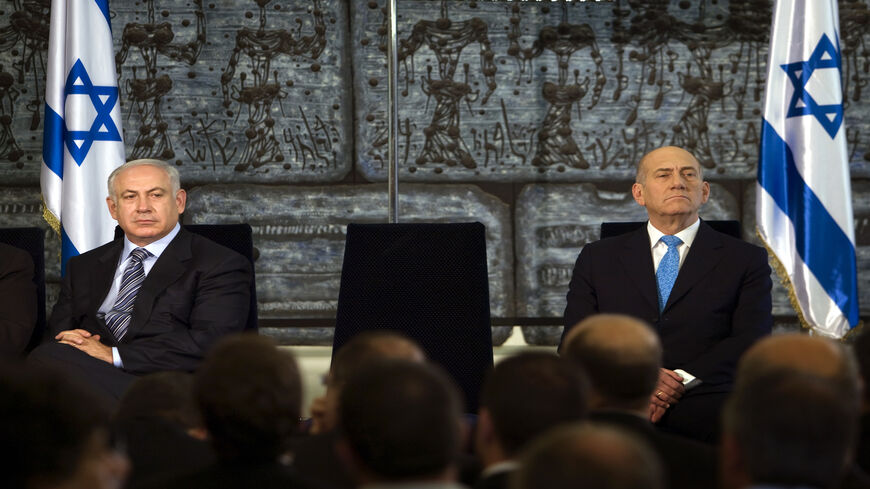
[647,218,700,272]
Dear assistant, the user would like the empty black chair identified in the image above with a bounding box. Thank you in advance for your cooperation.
[115,224,258,331]
[0,227,46,351]
[600,220,742,240]
[333,222,493,413]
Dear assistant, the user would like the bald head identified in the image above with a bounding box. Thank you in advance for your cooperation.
[514,423,663,489]
[331,331,425,386]
[562,314,661,409]
[737,333,860,407]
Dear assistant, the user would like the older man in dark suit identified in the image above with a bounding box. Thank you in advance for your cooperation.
[30,159,252,406]
[561,146,773,442]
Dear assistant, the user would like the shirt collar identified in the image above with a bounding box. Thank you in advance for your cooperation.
[122,222,181,261]
[647,218,700,249]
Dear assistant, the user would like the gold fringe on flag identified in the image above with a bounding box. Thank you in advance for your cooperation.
[756,227,863,343]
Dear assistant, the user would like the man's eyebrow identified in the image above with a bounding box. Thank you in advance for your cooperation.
[121,186,167,194]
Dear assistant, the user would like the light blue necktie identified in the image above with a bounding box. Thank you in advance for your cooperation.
[656,235,682,312]
[104,247,150,341]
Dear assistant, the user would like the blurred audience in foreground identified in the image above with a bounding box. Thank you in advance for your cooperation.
[474,351,588,489]
[561,313,717,489]
[337,359,467,489]
[513,423,664,489]
[0,361,129,489]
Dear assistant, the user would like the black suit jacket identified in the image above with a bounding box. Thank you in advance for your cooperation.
[589,411,718,489]
[563,221,773,392]
[48,228,252,374]
[0,243,37,357]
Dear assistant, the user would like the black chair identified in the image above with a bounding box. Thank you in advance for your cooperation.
[600,220,743,240]
[333,222,493,413]
[0,227,46,351]
[114,224,258,331]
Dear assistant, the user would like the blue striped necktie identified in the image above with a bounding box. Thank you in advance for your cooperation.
[105,247,150,341]
[656,235,682,312]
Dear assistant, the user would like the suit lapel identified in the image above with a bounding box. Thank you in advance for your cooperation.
[127,229,192,340]
[618,227,659,312]
[664,221,724,312]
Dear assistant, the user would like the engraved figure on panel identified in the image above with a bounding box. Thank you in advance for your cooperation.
[398,1,497,170]
[116,0,206,161]
[220,0,326,172]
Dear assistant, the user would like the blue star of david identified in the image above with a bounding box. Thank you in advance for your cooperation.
[781,33,843,139]
[63,59,122,166]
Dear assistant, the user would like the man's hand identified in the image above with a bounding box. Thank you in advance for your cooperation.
[653,368,686,404]
[649,403,668,423]
[55,329,112,364]
[648,368,686,417]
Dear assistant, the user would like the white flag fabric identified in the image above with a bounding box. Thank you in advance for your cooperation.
[41,0,125,275]
[757,0,858,338]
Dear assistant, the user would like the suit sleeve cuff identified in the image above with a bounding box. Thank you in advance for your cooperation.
[112,347,124,368]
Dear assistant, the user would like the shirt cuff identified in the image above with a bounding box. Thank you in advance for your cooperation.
[673,369,702,390]
[112,347,124,368]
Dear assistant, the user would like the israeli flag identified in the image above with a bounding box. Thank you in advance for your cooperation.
[757,0,859,338]
[41,0,125,275]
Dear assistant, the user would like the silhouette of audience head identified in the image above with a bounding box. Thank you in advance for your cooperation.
[116,371,203,433]
[562,313,660,411]
[513,423,664,489]
[194,334,302,463]
[721,370,856,489]
[476,351,588,465]
[337,359,463,484]
[311,330,425,434]
[736,333,860,411]
[0,362,129,489]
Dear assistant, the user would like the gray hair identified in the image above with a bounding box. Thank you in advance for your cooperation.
[107,159,181,202]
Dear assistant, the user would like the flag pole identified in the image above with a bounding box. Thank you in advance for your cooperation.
[386,0,399,223]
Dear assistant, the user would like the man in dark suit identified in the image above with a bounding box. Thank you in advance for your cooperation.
[29,159,252,406]
[562,314,717,489]
[561,146,773,442]
[0,242,37,357]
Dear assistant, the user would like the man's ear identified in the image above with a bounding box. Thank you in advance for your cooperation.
[720,433,749,489]
[106,197,118,220]
[175,189,187,214]
[476,408,495,445]
[334,437,366,484]
[631,182,645,206]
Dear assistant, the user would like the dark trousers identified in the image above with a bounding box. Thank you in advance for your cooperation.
[28,342,137,412]
[656,391,728,444]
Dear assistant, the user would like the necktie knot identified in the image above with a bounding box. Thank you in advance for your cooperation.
[129,247,149,263]
[661,235,682,249]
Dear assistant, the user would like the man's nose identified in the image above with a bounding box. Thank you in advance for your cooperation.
[135,198,150,211]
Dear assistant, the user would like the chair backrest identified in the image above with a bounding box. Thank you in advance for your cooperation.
[115,224,258,331]
[333,222,493,413]
[600,220,743,240]
[0,227,46,351]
